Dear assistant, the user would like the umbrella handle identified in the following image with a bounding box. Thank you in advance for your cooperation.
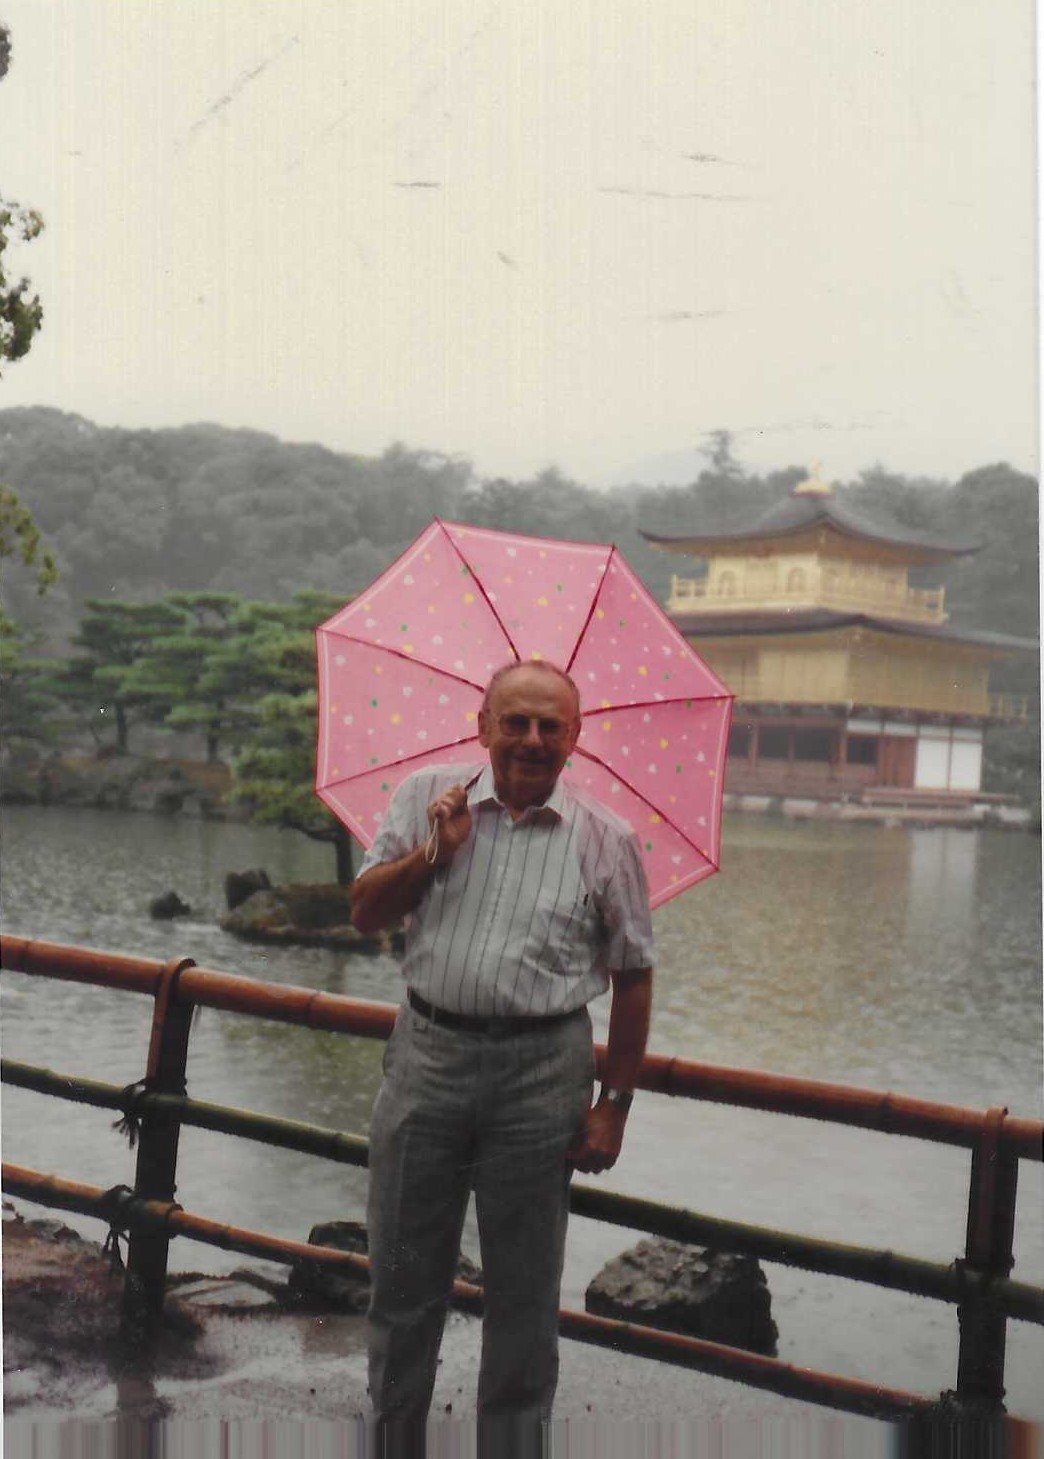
[423,773,480,867]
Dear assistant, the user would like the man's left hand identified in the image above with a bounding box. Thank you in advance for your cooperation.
[566,1099,628,1174]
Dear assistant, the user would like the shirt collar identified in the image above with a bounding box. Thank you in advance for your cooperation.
[469,763,566,822]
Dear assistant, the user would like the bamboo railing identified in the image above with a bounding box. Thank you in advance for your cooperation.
[2,934,1042,1423]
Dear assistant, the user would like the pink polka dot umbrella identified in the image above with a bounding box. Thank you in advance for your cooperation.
[315,519,733,906]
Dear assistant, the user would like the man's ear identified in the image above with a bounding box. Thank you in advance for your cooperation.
[477,707,492,748]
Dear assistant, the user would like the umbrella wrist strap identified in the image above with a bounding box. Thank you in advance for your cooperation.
[424,820,440,865]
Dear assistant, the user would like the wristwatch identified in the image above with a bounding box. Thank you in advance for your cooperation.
[600,1086,633,1114]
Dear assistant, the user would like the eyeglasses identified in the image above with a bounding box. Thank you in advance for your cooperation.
[496,713,575,743]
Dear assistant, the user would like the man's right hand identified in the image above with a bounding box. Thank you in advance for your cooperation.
[351,782,476,934]
[426,784,472,867]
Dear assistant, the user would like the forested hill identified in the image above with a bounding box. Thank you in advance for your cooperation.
[0,405,1038,654]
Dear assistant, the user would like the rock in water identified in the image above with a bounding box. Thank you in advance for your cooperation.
[585,1238,778,1356]
[219,883,396,952]
[224,868,272,910]
[149,890,192,919]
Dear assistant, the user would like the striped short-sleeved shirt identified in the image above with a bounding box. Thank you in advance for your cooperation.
[357,762,655,1017]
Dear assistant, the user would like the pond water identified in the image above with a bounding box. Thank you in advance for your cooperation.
[1,804,1041,1417]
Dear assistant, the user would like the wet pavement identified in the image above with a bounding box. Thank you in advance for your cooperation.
[2,1204,1025,1457]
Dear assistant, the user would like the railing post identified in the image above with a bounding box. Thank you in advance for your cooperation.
[954,1106,1019,1410]
[120,956,196,1345]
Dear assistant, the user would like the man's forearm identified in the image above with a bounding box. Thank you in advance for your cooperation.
[568,965,653,1172]
[601,966,653,1092]
[350,847,436,934]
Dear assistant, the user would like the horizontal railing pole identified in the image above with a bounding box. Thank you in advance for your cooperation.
[1,936,396,1040]
[1,1162,374,1273]
[0,1061,370,1167]
[2,1162,935,1422]
[0,1059,123,1108]
[0,936,162,996]
[176,966,397,1041]
[624,1055,1044,1159]
[7,1059,1042,1326]
[4,937,1041,1160]
[554,1308,933,1421]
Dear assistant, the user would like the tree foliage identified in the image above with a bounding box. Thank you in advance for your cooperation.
[0,485,57,596]
[0,618,64,751]
[0,24,44,373]
[25,586,358,879]
[68,599,187,753]
[213,590,357,883]
[0,199,44,371]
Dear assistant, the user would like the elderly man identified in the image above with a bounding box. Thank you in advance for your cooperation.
[351,659,654,1444]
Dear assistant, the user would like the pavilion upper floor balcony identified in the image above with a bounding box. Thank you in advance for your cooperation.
[683,669,1029,722]
[667,573,947,625]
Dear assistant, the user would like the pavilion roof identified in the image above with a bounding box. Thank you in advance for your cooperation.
[641,482,981,565]
[669,606,1037,654]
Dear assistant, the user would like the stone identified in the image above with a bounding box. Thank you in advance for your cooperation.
[286,1221,482,1313]
[149,890,192,919]
[286,1220,371,1313]
[219,884,397,953]
[224,868,272,910]
[585,1238,778,1356]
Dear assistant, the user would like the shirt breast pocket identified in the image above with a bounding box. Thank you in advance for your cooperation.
[534,882,597,977]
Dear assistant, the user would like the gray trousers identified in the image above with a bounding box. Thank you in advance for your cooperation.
[366,1000,595,1428]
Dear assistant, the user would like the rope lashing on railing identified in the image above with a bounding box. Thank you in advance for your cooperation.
[96,1181,185,1273]
[113,1079,153,1148]
[96,1178,145,1272]
[98,1184,138,1271]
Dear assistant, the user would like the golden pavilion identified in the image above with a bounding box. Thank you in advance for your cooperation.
[642,469,1035,805]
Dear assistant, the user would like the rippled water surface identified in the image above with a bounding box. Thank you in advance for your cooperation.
[2,805,1041,1416]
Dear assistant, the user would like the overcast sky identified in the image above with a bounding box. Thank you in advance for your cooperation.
[0,0,1038,487]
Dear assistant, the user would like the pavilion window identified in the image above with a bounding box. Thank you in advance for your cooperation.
[793,728,834,762]
[759,727,790,759]
[728,724,752,758]
[846,735,878,766]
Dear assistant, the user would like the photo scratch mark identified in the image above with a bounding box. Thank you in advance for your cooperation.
[680,151,753,169]
[651,309,725,324]
[598,186,752,203]
[180,35,300,149]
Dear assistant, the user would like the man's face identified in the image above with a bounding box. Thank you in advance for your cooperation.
[478,666,581,813]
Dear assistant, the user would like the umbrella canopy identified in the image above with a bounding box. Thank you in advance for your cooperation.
[315,520,733,907]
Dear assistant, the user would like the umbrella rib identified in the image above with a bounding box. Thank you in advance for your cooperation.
[436,517,522,664]
[579,693,733,717]
[570,744,721,872]
[319,629,486,692]
[564,544,615,674]
[322,736,483,790]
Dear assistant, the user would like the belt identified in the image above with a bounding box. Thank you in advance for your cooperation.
[407,989,581,1037]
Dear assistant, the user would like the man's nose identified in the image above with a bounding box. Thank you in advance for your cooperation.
[520,718,543,746]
